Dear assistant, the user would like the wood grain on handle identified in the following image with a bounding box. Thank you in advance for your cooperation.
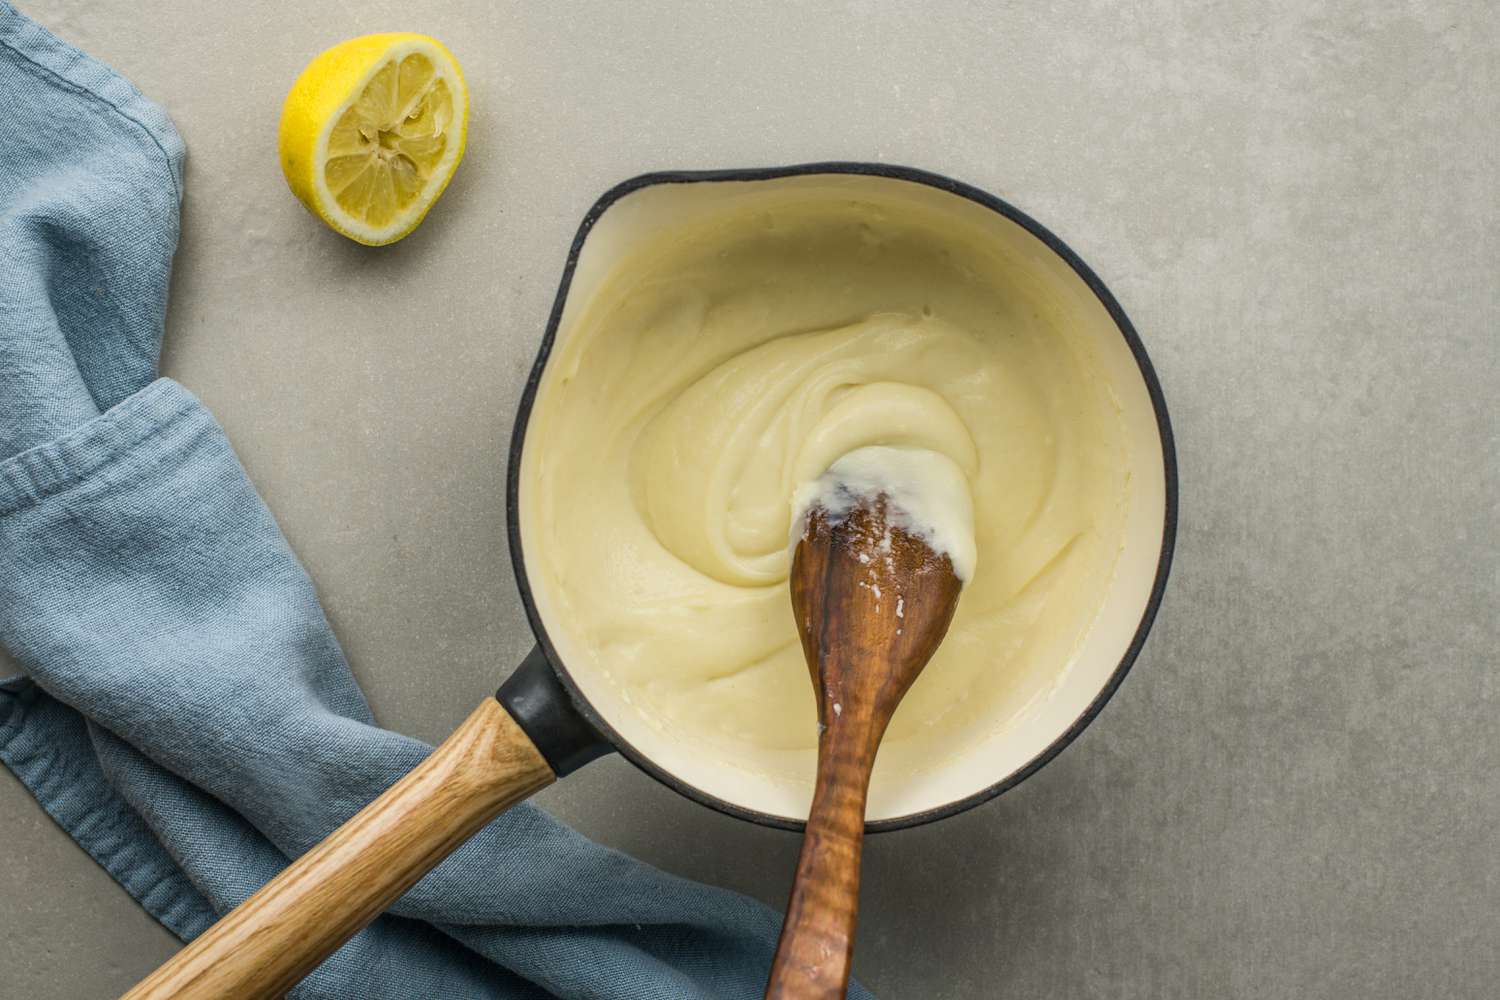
[121,698,555,1000]
[763,717,879,1000]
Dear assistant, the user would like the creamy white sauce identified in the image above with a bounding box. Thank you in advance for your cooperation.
[521,195,1131,804]
[790,445,978,582]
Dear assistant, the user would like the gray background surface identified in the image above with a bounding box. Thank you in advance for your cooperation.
[2,1,1497,997]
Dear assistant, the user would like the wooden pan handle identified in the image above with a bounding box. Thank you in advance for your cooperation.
[764,723,874,1000]
[121,698,556,1000]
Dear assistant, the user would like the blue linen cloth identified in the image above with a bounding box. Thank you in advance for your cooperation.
[0,5,872,997]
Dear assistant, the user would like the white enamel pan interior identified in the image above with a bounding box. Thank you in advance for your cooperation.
[510,164,1176,831]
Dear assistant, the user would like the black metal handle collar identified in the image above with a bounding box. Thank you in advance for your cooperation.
[496,646,612,777]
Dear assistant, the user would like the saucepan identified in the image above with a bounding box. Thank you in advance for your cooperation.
[125,163,1177,999]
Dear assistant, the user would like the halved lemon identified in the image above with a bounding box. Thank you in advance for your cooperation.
[278,33,468,246]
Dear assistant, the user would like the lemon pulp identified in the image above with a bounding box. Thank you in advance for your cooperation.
[324,54,454,230]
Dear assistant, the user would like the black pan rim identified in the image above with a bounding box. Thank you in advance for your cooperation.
[504,161,1179,834]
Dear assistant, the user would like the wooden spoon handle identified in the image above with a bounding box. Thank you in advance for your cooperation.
[121,698,555,1000]
[764,727,873,1000]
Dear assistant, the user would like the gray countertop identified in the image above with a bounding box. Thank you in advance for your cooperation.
[2,1,1496,997]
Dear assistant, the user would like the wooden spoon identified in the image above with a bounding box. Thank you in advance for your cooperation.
[765,493,964,999]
